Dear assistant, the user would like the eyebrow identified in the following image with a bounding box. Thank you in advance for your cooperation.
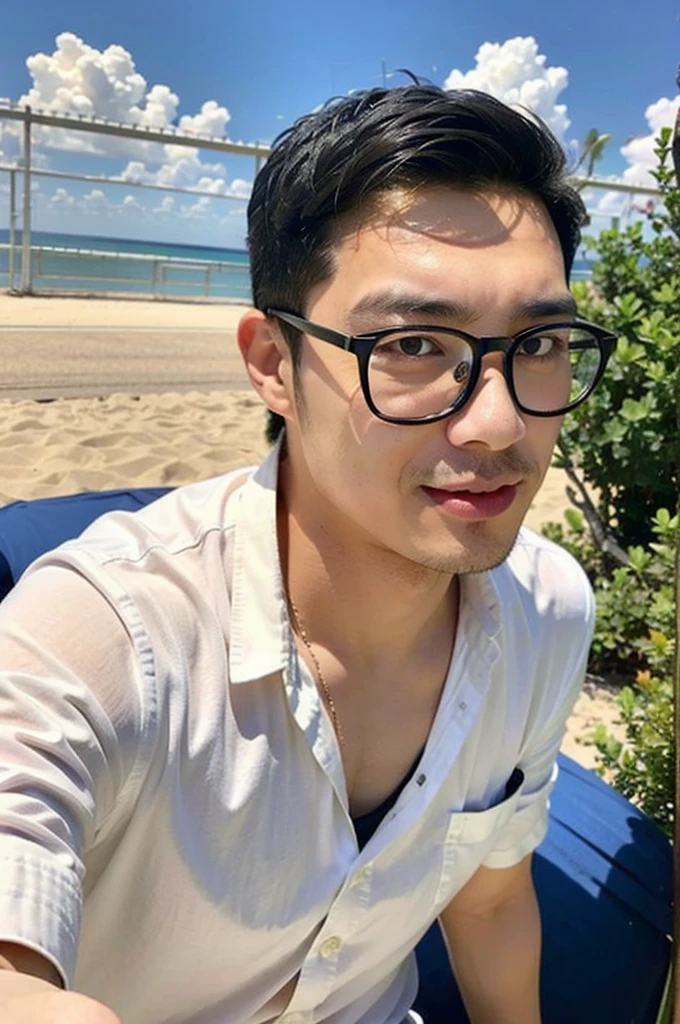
[346,290,579,329]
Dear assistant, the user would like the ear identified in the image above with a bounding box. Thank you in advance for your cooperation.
[237,309,295,421]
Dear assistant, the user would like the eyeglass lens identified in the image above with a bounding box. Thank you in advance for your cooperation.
[366,326,603,418]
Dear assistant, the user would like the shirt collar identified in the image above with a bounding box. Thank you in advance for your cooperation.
[228,434,503,685]
[228,435,289,685]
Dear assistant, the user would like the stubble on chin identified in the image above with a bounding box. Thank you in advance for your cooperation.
[413,518,524,577]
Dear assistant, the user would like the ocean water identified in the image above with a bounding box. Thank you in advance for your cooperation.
[0,229,594,301]
[0,230,253,301]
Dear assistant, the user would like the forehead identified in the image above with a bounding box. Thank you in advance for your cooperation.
[311,187,568,325]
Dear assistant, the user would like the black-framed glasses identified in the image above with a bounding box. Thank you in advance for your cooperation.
[267,308,618,424]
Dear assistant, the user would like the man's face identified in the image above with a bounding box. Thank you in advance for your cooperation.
[280,187,570,575]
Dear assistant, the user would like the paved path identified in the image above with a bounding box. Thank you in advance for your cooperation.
[0,326,250,400]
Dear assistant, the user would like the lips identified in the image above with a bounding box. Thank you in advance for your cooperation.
[425,476,522,494]
[421,482,519,519]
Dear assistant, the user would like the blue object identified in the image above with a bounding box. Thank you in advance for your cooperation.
[414,756,672,1023]
[0,488,672,1023]
[0,488,172,602]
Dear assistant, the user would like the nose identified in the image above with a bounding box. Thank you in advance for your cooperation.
[445,356,526,451]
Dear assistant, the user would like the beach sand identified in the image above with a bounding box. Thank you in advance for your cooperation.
[0,294,622,770]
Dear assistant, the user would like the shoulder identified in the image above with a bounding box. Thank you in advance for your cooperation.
[491,525,595,628]
[16,465,259,654]
[486,528,596,756]
[26,464,257,577]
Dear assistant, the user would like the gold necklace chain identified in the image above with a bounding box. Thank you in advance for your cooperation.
[288,599,346,748]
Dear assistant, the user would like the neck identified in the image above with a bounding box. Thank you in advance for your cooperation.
[277,453,458,676]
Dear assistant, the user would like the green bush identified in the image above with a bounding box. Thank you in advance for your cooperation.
[545,508,676,836]
[541,128,679,834]
[592,675,673,837]
[556,127,680,549]
[543,508,676,680]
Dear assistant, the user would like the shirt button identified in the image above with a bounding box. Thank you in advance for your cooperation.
[319,936,342,958]
[350,865,371,888]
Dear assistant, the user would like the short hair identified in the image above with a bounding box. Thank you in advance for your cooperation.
[246,84,587,443]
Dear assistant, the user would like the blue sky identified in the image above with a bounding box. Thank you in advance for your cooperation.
[0,0,678,247]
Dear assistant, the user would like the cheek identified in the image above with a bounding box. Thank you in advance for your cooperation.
[300,346,361,411]
[539,417,563,453]
[308,394,411,521]
[297,354,418,522]
[527,417,562,475]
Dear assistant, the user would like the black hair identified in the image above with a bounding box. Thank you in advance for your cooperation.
[246,84,587,443]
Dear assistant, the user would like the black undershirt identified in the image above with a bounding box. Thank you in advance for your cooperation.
[351,752,423,851]
[351,762,526,852]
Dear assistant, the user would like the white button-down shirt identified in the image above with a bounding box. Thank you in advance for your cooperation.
[0,437,594,1024]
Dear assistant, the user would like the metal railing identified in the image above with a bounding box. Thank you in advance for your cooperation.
[0,242,251,300]
[0,103,270,297]
[0,103,664,301]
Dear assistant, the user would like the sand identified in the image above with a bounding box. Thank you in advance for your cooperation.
[0,294,247,329]
[0,294,623,770]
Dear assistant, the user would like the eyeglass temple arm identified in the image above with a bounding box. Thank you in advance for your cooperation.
[266,309,352,352]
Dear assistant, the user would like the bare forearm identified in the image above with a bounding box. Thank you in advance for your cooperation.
[0,959,120,1022]
[441,885,542,1024]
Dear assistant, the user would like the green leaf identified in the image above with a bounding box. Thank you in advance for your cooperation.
[613,293,644,321]
[627,546,650,572]
[645,361,668,382]
[652,282,678,305]
[618,687,636,715]
[564,508,585,533]
[602,420,627,443]
[615,336,646,364]
[619,398,648,422]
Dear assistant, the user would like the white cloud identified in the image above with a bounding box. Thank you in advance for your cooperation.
[11,32,235,188]
[595,190,628,214]
[0,120,20,164]
[222,205,248,221]
[588,190,629,223]
[179,100,230,139]
[180,195,212,219]
[587,185,659,228]
[440,35,675,229]
[161,150,225,184]
[443,36,570,139]
[66,186,215,222]
[119,159,147,182]
[2,31,254,242]
[153,195,175,214]
[619,95,680,188]
[83,188,107,205]
[49,186,74,206]
[118,157,250,198]
[120,149,225,186]
[226,177,252,198]
[19,34,177,132]
[32,176,246,245]
[582,95,679,223]
[196,175,228,194]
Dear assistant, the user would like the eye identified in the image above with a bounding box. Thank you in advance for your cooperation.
[394,335,439,357]
[517,334,559,357]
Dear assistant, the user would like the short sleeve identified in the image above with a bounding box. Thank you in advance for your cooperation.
[0,563,147,987]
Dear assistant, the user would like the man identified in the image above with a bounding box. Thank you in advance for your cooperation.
[0,85,614,1024]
